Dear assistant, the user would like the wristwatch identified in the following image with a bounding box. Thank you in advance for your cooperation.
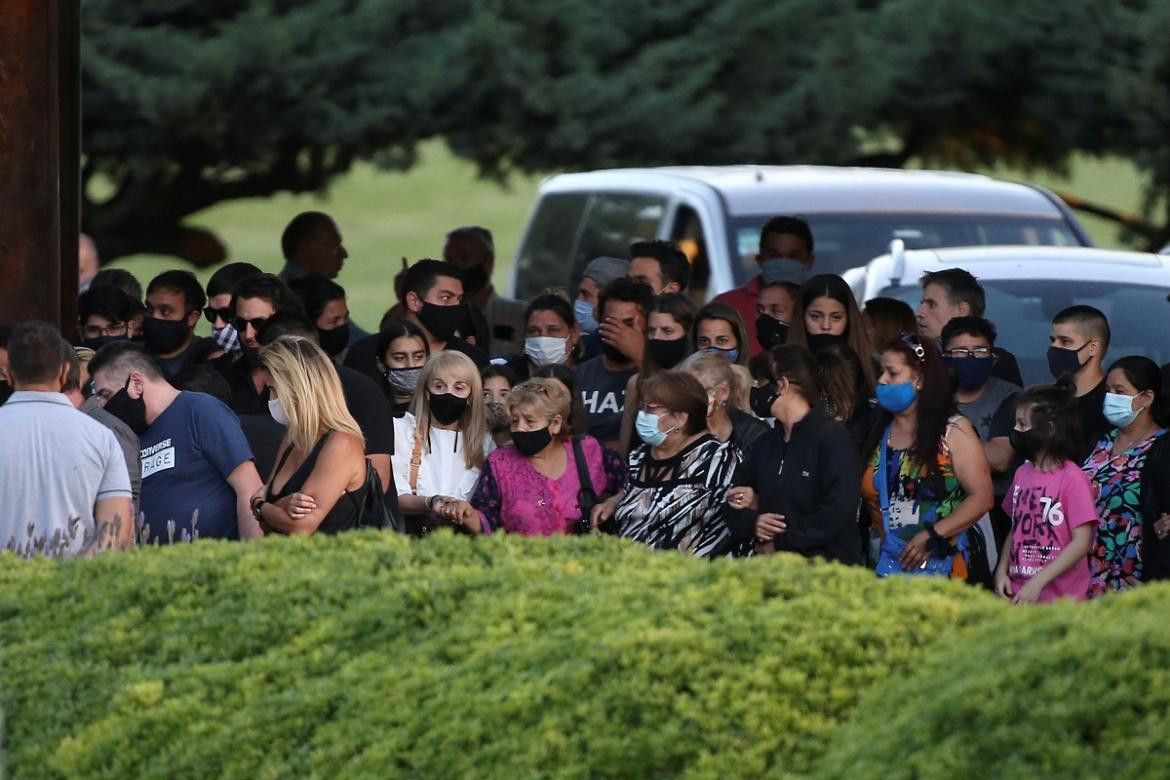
[251,496,266,522]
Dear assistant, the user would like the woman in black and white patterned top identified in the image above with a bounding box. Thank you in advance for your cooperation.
[591,370,740,557]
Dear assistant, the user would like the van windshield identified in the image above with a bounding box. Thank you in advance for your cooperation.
[733,213,1081,281]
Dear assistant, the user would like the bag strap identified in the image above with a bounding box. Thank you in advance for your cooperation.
[876,424,892,538]
[408,423,425,495]
[572,436,596,503]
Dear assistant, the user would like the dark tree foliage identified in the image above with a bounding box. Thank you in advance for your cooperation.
[81,0,1170,264]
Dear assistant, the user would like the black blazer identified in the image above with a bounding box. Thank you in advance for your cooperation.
[728,406,863,565]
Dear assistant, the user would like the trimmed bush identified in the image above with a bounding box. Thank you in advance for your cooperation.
[817,585,1170,778]
[0,533,1007,778]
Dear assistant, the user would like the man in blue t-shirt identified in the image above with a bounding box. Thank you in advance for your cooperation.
[89,343,263,543]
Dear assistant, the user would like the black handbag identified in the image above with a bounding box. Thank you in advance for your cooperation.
[352,459,402,533]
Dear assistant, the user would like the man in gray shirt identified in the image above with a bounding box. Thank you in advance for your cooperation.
[0,323,132,556]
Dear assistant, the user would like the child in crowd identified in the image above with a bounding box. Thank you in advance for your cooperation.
[994,382,1099,604]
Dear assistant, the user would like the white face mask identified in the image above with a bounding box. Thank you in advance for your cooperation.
[525,336,569,366]
[268,397,289,426]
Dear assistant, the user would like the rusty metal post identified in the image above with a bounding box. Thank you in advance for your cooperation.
[0,0,80,338]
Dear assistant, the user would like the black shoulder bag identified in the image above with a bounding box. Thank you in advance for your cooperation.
[352,459,403,533]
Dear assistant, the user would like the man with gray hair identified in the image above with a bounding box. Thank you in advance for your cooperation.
[0,322,132,556]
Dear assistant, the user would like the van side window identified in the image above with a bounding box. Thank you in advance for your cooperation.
[572,193,667,289]
[514,193,590,301]
[670,205,709,303]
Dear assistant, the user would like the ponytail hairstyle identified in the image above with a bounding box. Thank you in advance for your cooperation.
[815,342,859,421]
[753,344,822,405]
[1107,355,1170,428]
[1015,376,1083,465]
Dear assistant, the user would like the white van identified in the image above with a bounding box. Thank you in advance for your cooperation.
[508,166,1091,302]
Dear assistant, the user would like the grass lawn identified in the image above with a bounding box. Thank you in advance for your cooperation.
[108,143,1147,332]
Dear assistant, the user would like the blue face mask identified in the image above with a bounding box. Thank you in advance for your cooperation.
[943,355,994,392]
[1103,392,1143,429]
[574,299,599,333]
[760,257,808,285]
[704,347,739,363]
[635,410,676,447]
[876,381,917,413]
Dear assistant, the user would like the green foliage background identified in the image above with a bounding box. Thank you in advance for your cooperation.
[84,0,1170,268]
[3,533,1167,777]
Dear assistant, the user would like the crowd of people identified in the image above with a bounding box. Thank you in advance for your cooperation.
[3,210,1170,604]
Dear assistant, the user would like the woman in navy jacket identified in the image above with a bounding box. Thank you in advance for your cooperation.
[727,345,863,564]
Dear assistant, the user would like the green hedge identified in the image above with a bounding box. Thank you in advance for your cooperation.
[816,586,1170,778]
[0,533,1003,779]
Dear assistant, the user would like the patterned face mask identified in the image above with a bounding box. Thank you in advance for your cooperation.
[485,400,510,432]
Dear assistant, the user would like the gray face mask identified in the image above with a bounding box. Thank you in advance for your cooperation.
[760,257,808,285]
[386,367,423,396]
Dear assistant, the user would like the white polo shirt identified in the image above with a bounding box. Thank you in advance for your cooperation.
[0,391,132,556]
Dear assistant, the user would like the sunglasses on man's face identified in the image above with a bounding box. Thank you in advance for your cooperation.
[230,316,269,334]
[203,306,233,324]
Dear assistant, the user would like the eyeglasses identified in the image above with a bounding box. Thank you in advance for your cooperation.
[203,306,233,324]
[229,316,269,334]
[900,332,927,363]
[944,347,992,360]
[82,322,128,339]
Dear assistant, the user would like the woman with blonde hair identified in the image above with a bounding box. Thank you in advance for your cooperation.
[251,336,368,535]
[391,350,493,533]
[448,378,625,535]
[681,351,768,455]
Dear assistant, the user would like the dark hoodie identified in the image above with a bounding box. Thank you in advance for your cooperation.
[727,405,863,565]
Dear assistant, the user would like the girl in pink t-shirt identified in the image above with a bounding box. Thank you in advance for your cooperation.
[994,382,1100,604]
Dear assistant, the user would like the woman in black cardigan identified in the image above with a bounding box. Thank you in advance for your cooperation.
[726,345,863,564]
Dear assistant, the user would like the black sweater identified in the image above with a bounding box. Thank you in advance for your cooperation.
[728,406,863,565]
[1140,435,1170,581]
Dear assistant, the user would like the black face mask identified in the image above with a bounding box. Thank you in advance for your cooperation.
[317,322,350,357]
[749,384,780,419]
[103,377,149,436]
[419,302,466,342]
[511,426,553,457]
[601,341,630,365]
[1009,428,1044,462]
[807,332,848,354]
[460,264,490,298]
[142,316,191,355]
[80,335,129,352]
[0,380,12,406]
[429,392,468,425]
[646,338,690,369]
[755,314,789,351]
